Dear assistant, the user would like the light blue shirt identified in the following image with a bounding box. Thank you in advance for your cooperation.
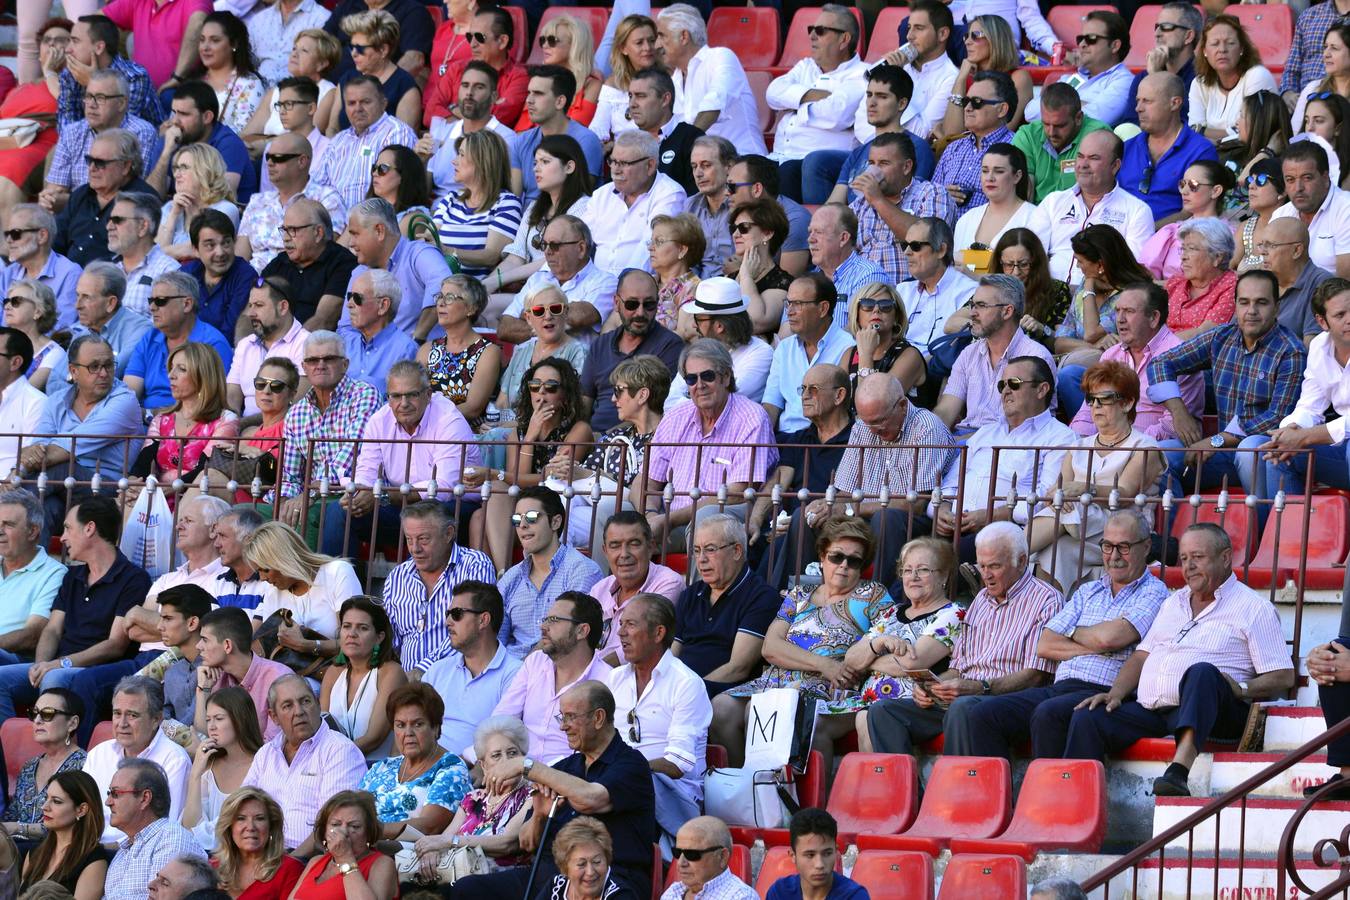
[499,543,603,657]
[33,380,146,473]
[339,324,420,396]
[125,318,234,410]
[828,252,890,330]
[763,323,857,433]
[0,548,65,636]
[423,641,524,756]
[1045,571,1168,687]
[1028,63,1136,126]
[342,237,454,336]
[49,306,154,403]
[0,252,84,332]
[509,121,605,206]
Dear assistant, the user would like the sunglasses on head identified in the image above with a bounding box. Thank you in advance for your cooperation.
[254,377,290,394]
[1309,90,1337,101]
[621,298,659,313]
[682,369,719,385]
[528,302,565,317]
[527,378,561,394]
[446,606,483,621]
[825,550,865,569]
[512,509,545,526]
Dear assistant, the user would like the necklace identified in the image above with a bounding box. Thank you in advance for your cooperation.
[1096,430,1130,448]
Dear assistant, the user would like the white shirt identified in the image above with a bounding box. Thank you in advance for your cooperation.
[504,260,620,325]
[767,55,869,160]
[894,54,959,142]
[672,45,768,155]
[666,336,775,406]
[137,557,226,652]
[252,559,362,637]
[581,173,687,275]
[953,201,1052,261]
[426,116,519,200]
[0,376,44,476]
[899,266,978,355]
[1040,184,1156,283]
[1188,66,1279,137]
[1272,187,1350,276]
[87,728,193,842]
[605,650,712,802]
[590,83,639,143]
[1280,330,1350,443]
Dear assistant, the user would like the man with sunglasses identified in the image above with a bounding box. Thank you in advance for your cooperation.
[238,130,346,272]
[425,7,527,130]
[605,593,712,856]
[107,191,182,319]
[498,215,618,345]
[580,269,683,432]
[896,217,979,359]
[1120,2,1202,128]
[123,272,234,412]
[103,757,206,900]
[930,70,1016,217]
[1026,11,1134,127]
[1118,72,1219,221]
[662,817,757,900]
[50,131,159,269]
[338,268,419,393]
[0,206,82,332]
[763,274,856,437]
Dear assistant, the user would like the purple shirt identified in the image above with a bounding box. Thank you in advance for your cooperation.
[1069,326,1204,442]
[944,328,1057,432]
[589,563,687,663]
[647,394,779,513]
[351,393,481,494]
[490,649,612,763]
[244,720,368,847]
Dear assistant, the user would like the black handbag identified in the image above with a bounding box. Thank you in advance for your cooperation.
[252,609,332,680]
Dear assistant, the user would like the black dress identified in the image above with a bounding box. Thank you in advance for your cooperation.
[21,845,107,895]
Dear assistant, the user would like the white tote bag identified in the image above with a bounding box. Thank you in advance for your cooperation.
[119,486,174,577]
[744,687,816,772]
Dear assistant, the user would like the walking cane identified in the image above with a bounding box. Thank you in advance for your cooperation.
[522,793,565,900]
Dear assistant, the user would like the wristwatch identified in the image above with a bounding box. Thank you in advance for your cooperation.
[60,657,72,669]
[337,862,357,876]
[980,679,992,695]
[1210,433,1227,449]
[521,756,535,779]
[1238,681,1250,700]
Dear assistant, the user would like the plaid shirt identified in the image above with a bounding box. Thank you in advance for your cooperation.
[931,125,1015,219]
[276,375,382,499]
[1282,0,1350,94]
[47,114,160,190]
[850,178,955,282]
[833,406,954,501]
[105,818,204,900]
[1045,570,1168,687]
[1146,323,1307,438]
[382,543,498,672]
[58,55,164,126]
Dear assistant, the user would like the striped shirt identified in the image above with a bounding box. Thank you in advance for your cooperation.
[311,113,418,211]
[276,375,382,499]
[951,569,1062,680]
[833,406,954,501]
[851,179,955,283]
[243,720,368,848]
[381,543,497,673]
[646,393,779,514]
[1045,571,1169,687]
[430,191,523,277]
[104,818,204,900]
[1136,574,1291,709]
[46,115,160,190]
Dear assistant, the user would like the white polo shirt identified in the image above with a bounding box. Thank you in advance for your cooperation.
[1272,186,1350,277]
[581,173,687,275]
[1040,183,1156,284]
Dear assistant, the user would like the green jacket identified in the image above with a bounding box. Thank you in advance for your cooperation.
[1013,116,1111,203]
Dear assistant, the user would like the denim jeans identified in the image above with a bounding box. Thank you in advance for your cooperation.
[1260,441,1350,498]
[801,150,849,204]
[0,662,83,722]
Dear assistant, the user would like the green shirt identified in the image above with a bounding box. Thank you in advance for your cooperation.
[1013,115,1111,203]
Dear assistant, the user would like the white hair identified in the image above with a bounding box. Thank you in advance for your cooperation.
[614,129,659,161]
[304,329,343,356]
[974,520,1029,563]
[658,4,707,47]
[364,268,402,320]
[1177,217,1235,263]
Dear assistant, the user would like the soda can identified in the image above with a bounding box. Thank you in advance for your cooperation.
[1052,42,1066,66]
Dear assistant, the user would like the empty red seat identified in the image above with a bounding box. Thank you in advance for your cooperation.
[663,553,689,575]
[949,759,1107,861]
[707,743,729,769]
[528,7,610,65]
[1,717,41,795]
[858,756,1012,856]
[1245,493,1350,589]
[935,854,1027,900]
[665,845,751,888]
[1046,4,1118,47]
[777,6,866,69]
[1224,4,1292,72]
[864,7,909,63]
[709,7,781,69]
[1154,497,1254,588]
[744,68,776,136]
[851,850,933,900]
[89,720,115,749]
[825,753,919,840]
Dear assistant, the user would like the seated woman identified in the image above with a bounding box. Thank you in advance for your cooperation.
[0,19,61,211]
[1292,23,1350,141]
[243,521,362,655]
[591,15,657,145]
[1028,361,1164,592]
[430,129,521,277]
[711,517,893,783]
[520,15,603,129]
[183,686,263,852]
[1,689,86,843]
[952,144,1049,274]
[1235,90,1291,185]
[934,15,1032,142]
[213,787,304,899]
[17,772,106,900]
[190,12,267,135]
[1165,217,1238,340]
[994,228,1071,354]
[488,286,587,428]
[728,199,794,338]
[1056,225,1156,372]
[411,716,533,874]
[241,30,341,156]
[289,791,397,900]
[838,282,927,397]
[320,598,407,764]
[3,279,64,393]
[329,10,420,133]
[646,214,703,337]
[365,145,437,244]
[1139,161,1236,279]
[157,144,240,262]
[1299,94,1350,189]
[214,356,297,504]
[533,817,638,900]
[1234,158,1287,272]
[674,277,774,405]
[418,275,501,430]
[359,682,470,841]
[1189,14,1277,147]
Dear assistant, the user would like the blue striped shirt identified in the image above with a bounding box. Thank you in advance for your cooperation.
[430,191,523,277]
[311,113,418,211]
[381,543,498,673]
[829,251,890,330]
[499,544,603,658]
[1045,571,1169,687]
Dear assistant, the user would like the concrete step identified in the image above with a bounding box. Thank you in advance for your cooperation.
[1152,796,1350,856]
[1089,856,1346,900]
[1208,751,1334,800]
[1263,706,1329,752]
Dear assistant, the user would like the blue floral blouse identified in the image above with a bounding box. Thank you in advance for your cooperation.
[2,749,87,825]
[359,751,472,824]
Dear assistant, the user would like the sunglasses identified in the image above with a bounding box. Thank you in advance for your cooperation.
[3,228,38,242]
[627,709,641,743]
[825,550,865,569]
[806,24,847,36]
[955,96,997,110]
[528,302,565,317]
[2,297,26,308]
[349,42,375,55]
[538,34,561,47]
[621,298,659,312]
[527,378,561,394]
[30,707,69,722]
[538,239,582,253]
[85,154,122,169]
[371,162,395,176]
[253,377,290,394]
[731,222,758,235]
[1076,33,1107,45]
[858,298,896,312]
[1246,173,1275,187]
[346,291,367,306]
[682,370,719,386]
[1178,179,1214,193]
[900,240,933,252]
[265,152,302,165]
[303,354,344,366]
[1085,391,1122,407]
[997,377,1041,393]
[446,606,483,621]
[511,509,545,526]
[466,31,492,44]
[148,294,187,308]
[1155,21,1186,32]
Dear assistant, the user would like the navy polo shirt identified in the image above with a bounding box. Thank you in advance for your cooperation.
[779,421,854,510]
[181,256,257,337]
[262,240,359,324]
[53,177,159,268]
[579,323,685,433]
[53,550,152,658]
[1118,124,1219,220]
[204,123,258,205]
[767,873,870,900]
[674,565,781,683]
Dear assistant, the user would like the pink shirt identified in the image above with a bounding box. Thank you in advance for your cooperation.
[217,653,293,741]
[226,319,311,418]
[102,0,212,88]
[1165,269,1237,333]
[243,720,367,848]
[490,650,612,763]
[350,394,480,494]
[1069,326,1206,442]
[589,563,687,663]
[647,393,778,513]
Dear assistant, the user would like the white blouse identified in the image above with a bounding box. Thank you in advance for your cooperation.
[1188,65,1278,136]
[589,82,639,143]
[953,200,1052,260]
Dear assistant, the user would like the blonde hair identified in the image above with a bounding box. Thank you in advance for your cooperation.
[295,28,342,76]
[552,816,613,871]
[166,342,228,423]
[541,14,596,98]
[341,8,400,56]
[847,281,910,339]
[970,14,1021,73]
[175,142,234,205]
[215,788,287,890]
[243,520,337,585]
[456,128,511,211]
[898,537,957,588]
[608,14,656,90]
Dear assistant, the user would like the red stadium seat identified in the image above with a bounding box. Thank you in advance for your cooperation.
[745,68,776,136]
[935,854,1027,900]
[1,717,41,796]
[1154,497,1255,587]
[89,720,116,749]
[825,753,919,840]
[857,756,1012,856]
[505,6,529,63]
[664,845,751,888]
[1224,4,1293,74]
[777,7,866,69]
[865,7,909,63]
[1046,4,1117,47]
[428,5,443,27]
[850,850,934,900]
[949,759,1107,861]
[663,553,689,575]
[707,743,729,769]
[709,8,782,69]
[528,7,611,65]
[1245,493,1350,589]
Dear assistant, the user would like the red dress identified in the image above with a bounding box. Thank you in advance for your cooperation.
[0,83,58,188]
[292,852,389,900]
[233,855,305,900]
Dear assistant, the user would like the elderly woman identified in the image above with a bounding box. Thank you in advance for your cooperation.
[321,598,408,764]
[243,521,362,652]
[550,354,668,549]
[1,689,86,841]
[3,279,63,392]
[728,198,794,337]
[183,686,263,852]
[591,15,657,144]
[650,214,705,333]
[16,771,105,900]
[936,15,1032,141]
[289,791,397,900]
[1056,225,1156,369]
[330,10,420,133]
[535,817,637,900]
[1189,15,1277,145]
[365,145,436,244]
[523,14,603,128]
[191,12,266,134]
[711,517,894,768]
[994,228,1072,353]
[674,277,774,405]
[419,275,501,429]
[1166,217,1238,339]
[157,143,240,261]
[214,787,305,899]
[953,144,1049,273]
[1029,362,1164,591]
[411,716,533,874]
[431,129,522,277]
[359,682,470,841]
[242,30,342,152]
[195,355,297,506]
[1139,161,1237,279]
[839,282,927,396]
[1235,158,1287,271]
[491,286,587,423]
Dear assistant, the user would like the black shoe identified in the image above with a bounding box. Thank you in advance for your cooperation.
[1304,773,1350,800]
[1152,771,1191,797]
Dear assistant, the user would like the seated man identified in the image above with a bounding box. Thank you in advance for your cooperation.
[589,512,685,666]
[106,190,181,318]
[849,132,954,283]
[1263,218,1329,345]
[338,269,419,394]
[627,67,703,197]
[194,606,291,740]
[419,61,518,200]
[237,131,345,272]
[1271,141,1350,279]
[129,585,211,727]
[0,205,81,330]
[84,676,192,842]
[861,522,1060,754]
[685,136,736,277]
[242,674,368,850]
[380,501,495,676]
[508,65,603,205]
[1025,11,1134,126]
[340,198,452,340]
[123,272,234,412]
[767,808,867,900]
[496,216,618,343]
[147,80,257,205]
[581,131,686,275]
[148,856,219,899]
[897,217,978,358]
[499,487,603,657]
[179,209,255,339]
[805,204,887,330]
[0,490,64,665]
[660,816,759,900]
[490,591,610,763]
[943,510,1168,759]
[607,593,712,854]
[762,275,857,436]
[103,758,205,900]
[931,71,1016,218]
[259,199,358,332]
[309,75,416,212]
[56,262,151,385]
[1013,83,1109,204]
[672,514,781,695]
[208,507,274,613]
[1118,73,1218,222]
[54,15,162,127]
[50,131,159,268]
[251,79,334,194]
[421,580,524,755]
[225,275,310,420]
[1063,523,1295,796]
[0,331,39,474]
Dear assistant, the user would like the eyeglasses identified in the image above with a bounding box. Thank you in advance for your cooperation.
[1101,537,1148,555]
[3,228,38,242]
[527,378,561,394]
[435,292,469,306]
[553,707,595,726]
[1178,179,1214,193]
[71,360,115,374]
[86,154,123,169]
[610,156,651,170]
[538,34,561,48]
[1155,21,1186,32]
[528,302,565,317]
[621,298,659,312]
[1246,173,1275,187]
[900,566,934,578]
[172,162,193,173]
[731,222,758,235]
[691,541,736,558]
[148,294,188,308]
[253,377,290,393]
[971,301,1011,312]
[1257,240,1301,252]
[265,152,302,165]
[858,298,896,312]
[900,240,933,252]
[626,709,641,743]
[682,369,719,385]
[672,847,725,862]
[279,223,320,237]
[83,92,125,105]
[512,509,546,527]
[275,99,312,111]
[303,354,344,366]
[1085,391,1122,407]
[825,550,865,569]
[539,239,582,253]
[30,707,70,722]
[806,24,848,36]
[997,377,1041,392]
[465,31,492,44]
[1002,259,1033,273]
[796,383,823,398]
[1076,33,1107,45]
[371,162,396,176]
[349,42,374,55]
[447,606,484,622]
[346,291,367,306]
[106,788,144,799]
[612,384,633,400]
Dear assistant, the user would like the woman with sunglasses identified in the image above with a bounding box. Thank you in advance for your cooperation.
[1300,94,1350,189]
[992,228,1071,354]
[242,521,362,651]
[242,31,342,154]
[521,15,603,129]
[649,213,705,334]
[1189,15,1276,145]
[489,286,587,426]
[1234,90,1292,185]
[1234,157,1288,272]
[934,15,1032,143]
[3,280,63,393]
[209,357,297,504]
[591,15,657,145]
[1291,23,1350,143]
[952,143,1048,275]
[712,517,893,782]
[182,686,263,852]
[420,275,501,429]
[1054,225,1155,370]
[320,598,407,765]
[431,129,521,277]
[1139,160,1236,279]
[188,12,267,136]
[839,282,926,396]
[364,145,437,245]
[1,689,85,844]
[16,771,106,900]
[329,10,421,134]
[728,198,794,337]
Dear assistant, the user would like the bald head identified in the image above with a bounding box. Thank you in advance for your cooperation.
[678,816,732,849]
[855,372,904,413]
[269,132,312,157]
[1266,216,1309,247]
[1262,215,1311,280]
[1143,72,1184,102]
[265,133,314,192]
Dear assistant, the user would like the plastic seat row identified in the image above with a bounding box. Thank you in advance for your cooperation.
[756,846,1025,900]
[2,717,115,793]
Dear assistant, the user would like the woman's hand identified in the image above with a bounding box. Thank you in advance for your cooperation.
[1021,314,1045,335]
[235,444,264,458]
[326,827,358,866]
[192,737,221,773]
[171,190,198,214]
[277,621,308,652]
[42,44,66,75]
[855,322,883,362]
[461,466,488,489]
[123,477,145,506]
[523,404,556,441]
[1096,333,1119,349]
[741,241,768,283]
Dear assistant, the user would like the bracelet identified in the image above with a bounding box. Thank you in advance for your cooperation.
[868,637,882,655]
[313,639,320,655]
[496,269,504,290]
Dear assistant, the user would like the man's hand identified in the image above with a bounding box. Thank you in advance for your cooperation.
[413,133,438,160]
[1260,425,1309,464]
[1172,408,1203,449]
[487,756,526,797]
[28,660,61,687]
[18,445,47,472]
[851,171,884,204]
[945,184,971,207]
[933,504,958,537]
[1183,435,1216,471]
[42,44,66,76]
[197,665,222,693]
[1076,692,1122,712]
[800,89,832,104]
[803,498,830,528]
[957,508,991,534]
[66,53,93,86]
[36,185,65,213]
[911,682,936,708]
[928,678,978,703]
[1145,46,1169,73]
[342,487,374,517]
[279,496,306,528]
[645,511,669,544]
[1095,333,1119,350]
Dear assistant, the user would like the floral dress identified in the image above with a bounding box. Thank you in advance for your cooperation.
[217,73,267,134]
[428,336,491,427]
[454,783,532,868]
[359,752,473,824]
[1056,287,1120,343]
[727,581,894,701]
[818,602,964,714]
[656,270,699,330]
[1,749,86,826]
